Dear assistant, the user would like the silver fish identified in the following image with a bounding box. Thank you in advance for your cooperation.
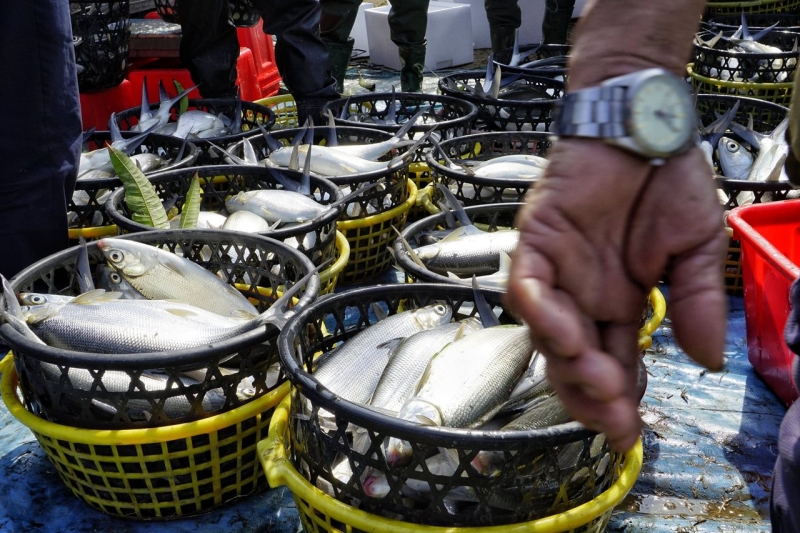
[130,152,169,174]
[17,293,74,306]
[313,304,453,405]
[221,210,273,233]
[409,226,520,276]
[225,189,331,224]
[97,238,259,318]
[717,136,754,179]
[173,110,225,139]
[95,264,146,300]
[268,144,393,176]
[385,325,534,466]
[472,161,545,180]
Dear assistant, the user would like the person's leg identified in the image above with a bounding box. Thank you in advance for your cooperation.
[542,0,575,45]
[484,0,521,54]
[0,0,81,279]
[319,0,362,93]
[176,0,240,98]
[387,0,430,92]
[252,0,339,123]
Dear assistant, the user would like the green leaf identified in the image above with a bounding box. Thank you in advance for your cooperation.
[173,80,189,116]
[108,146,170,229]
[180,173,202,229]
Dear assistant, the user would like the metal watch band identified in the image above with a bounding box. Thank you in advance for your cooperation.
[554,85,629,138]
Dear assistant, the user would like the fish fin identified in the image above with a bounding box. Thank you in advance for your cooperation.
[387,130,434,169]
[491,64,502,100]
[371,302,388,322]
[435,183,473,228]
[439,225,484,242]
[256,260,329,330]
[392,225,427,270]
[339,96,351,120]
[446,271,461,280]
[260,206,274,220]
[1,275,23,321]
[325,110,338,147]
[268,219,282,231]
[511,29,520,65]
[208,141,249,166]
[258,124,282,153]
[499,251,512,275]
[730,121,763,148]
[437,201,458,228]
[472,276,501,328]
[394,109,425,141]
[453,322,468,341]
[301,142,312,194]
[429,135,472,175]
[233,309,259,320]
[76,237,95,293]
[482,57,495,94]
[290,121,309,147]
[376,337,404,352]
[416,414,438,426]
[387,86,397,124]
[289,145,300,171]
[71,289,124,304]
[269,168,304,193]
[751,21,779,42]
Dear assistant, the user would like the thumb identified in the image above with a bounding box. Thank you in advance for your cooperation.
[667,236,728,371]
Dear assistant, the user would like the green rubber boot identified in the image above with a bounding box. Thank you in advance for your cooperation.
[326,39,354,94]
[398,44,426,93]
[490,25,517,55]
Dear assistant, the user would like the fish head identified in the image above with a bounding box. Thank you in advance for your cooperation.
[17,293,74,306]
[96,264,143,299]
[717,136,754,179]
[470,450,505,477]
[412,303,453,330]
[224,191,251,213]
[385,399,444,466]
[96,239,155,278]
[20,303,61,325]
[362,470,391,498]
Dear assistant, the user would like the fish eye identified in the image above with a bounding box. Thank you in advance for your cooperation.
[110,272,122,283]
[108,250,123,262]
[434,304,447,315]
[727,142,738,152]
[30,295,45,304]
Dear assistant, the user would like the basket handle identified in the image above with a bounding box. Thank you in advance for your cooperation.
[257,394,294,489]
[641,287,667,338]
[0,352,12,374]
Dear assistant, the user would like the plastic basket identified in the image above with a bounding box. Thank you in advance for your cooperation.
[338,180,417,283]
[319,231,350,295]
[259,394,643,533]
[687,63,794,106]
[692,29,800,84]
[705,0,800,15]
[114,98,277,164]
[1,355,285,520]
[105,165,342,269]
[70,132,200,239]
[438,72,564,132]
[256,94,298,129]
[728,199,800,405]
[153,0,180,23]
[275,283,649,527]
[425,132,552,206]
[705,13,800,31]
[321,93,479,152]
[71,1,131,92]
[1,229,318,429]
[493,44,571,78]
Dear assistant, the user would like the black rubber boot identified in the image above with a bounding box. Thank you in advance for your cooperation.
[490,25,517,55]
[542,0,575,45]
[398,44,426,93]
[326,39,354,94]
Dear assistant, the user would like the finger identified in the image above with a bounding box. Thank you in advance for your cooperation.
[545,347,627,402]
[669,237,728,372]
[599,321,642,402]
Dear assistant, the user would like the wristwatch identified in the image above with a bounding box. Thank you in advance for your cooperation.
[551,68,697,164]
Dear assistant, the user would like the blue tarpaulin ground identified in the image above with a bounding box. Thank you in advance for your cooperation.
[0,286,785,532]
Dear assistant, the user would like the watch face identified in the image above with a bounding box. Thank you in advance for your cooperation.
[628,74,694,157]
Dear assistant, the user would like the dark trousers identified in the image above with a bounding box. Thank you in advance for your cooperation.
[0,0,81,279]
[320,0,429,50]
[176,0,337,100]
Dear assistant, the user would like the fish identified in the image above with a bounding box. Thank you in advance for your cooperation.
[130,152,169,174]
[312,304,454,405]
[220,210,274,233]
[717,135,754,180]
[385,324,534,466]
[77,118,159,178]
[322,111,422,160]
[445,251,512,289]
[131,83,198,133]
[96,238,260,318]
[698,101,740,168]
[172,110,226,139]
[95,264,146,300]
[471,161,546,180]
[17,293,75,306]
[369,318,483,413]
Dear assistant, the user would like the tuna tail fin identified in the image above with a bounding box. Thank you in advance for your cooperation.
[154,84,200,123]
[751,20,779,42]
[482,59,495,94]
[256,260,328,330]
[429,135,473,175]
[339,96,351,120]
[175,136,189,163]
[301,140,313,194]
[139,76,152,121]
[729,121,765,149]
[158,79,169,105]
[269,168,306,194]
[109,114,160,154]
[290,119,310,147]
[387,86,397,124]
[392,225,427,270]
[289,144,300,170]
[510,28,521,66]
[393,109,425,142]
[741,13,751,40]
[703,100,740,146]
[435,183,473,228]
[325,110,338,147]
[259,124,283,152]
[491,64,502,100]
[76,237,95,293]
[437,201,457,228]
[207,141,250,166]
[472,275,501,328]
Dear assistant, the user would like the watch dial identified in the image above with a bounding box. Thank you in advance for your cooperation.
[629,75,694,156]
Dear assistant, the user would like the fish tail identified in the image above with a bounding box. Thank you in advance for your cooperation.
[435,183,473,227]
[255,260,328,330]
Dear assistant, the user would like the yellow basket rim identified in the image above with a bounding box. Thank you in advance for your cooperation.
[320,231,351,284]
[687,63,795,90]
[255,94,296,107]
[337,180,418,230]
[259,395,643,533]
[0,354,289,446]
[68,225,118,240]
[416,184,441,216]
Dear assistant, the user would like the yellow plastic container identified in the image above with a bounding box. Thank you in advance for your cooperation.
[0,354,289,520]
[259,395,643,533]
[705,0,800,14]
[687,63,793,106]
[256,94,298,129]
[319,231,351,295]
[68,225,118,242]
[337,180,418,283]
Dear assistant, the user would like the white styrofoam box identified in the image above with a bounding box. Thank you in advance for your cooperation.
[445,0,546,49]
[365,1,474,71]
[351,3,373,56]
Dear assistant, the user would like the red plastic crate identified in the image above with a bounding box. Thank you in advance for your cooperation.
[729,199,800,406]
[79,79,136,131]
[237,20,281,97]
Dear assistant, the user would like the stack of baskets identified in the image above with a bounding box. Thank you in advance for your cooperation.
[70,0,131,92]
[0,229,319,519]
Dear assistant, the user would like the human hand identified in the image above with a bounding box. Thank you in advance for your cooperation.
[505,139,728,452]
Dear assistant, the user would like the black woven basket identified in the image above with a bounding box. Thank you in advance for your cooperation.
[70,1,131,92]
[1,229,319,429]
[114,98,277,165]
[71,132,200,231]
[704,0,800,17]
[692,28,800,83]
[438,72,564,132]
[493,44,571,77]
[320,93,479,150]
[153,0,180,23]
[105,165,343,268]
[394,203,520,287]
[425,132,551,206]
[277,284,646,527]
[705,13,800,31]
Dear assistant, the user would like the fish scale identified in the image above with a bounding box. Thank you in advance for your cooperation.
[414,230,519,276]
